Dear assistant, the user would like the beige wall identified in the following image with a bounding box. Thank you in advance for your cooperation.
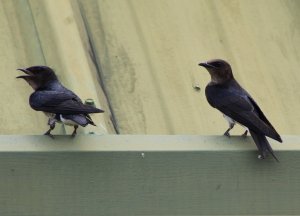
[0,0,115,135]
[0,0,299,135]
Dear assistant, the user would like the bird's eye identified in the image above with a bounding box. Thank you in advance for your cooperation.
[212,62,222,67]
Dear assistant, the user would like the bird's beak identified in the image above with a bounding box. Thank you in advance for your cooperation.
[16,68,33,79]
[198,62,216,69]
[198,62,208,67]
[17,68,30,74]
[16,69,39,90]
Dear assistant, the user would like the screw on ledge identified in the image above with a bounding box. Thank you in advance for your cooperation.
[85,98,95,107]
[193,83,201,91]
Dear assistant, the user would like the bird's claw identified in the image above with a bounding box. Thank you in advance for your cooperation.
[71,125,78,138]
[224,131,231,137]
[71,132,77,138]
[241,130,248,138]
[44,132,54,139]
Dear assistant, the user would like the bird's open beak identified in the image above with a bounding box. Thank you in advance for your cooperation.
[16,68,39,90]
[16,68,34,79]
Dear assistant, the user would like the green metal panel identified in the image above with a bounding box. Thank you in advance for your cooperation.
[0,135,299,215]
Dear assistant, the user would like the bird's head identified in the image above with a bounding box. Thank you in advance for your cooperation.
[17,66,58,90]
[198,59,233,84]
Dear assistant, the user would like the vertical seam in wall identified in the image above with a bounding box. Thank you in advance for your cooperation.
[27,0,47,65]
[77,1,119,134]
[126,0,176,133]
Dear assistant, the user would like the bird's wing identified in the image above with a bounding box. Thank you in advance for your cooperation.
[61,114,91,127]
[247,96,281,142]
[207,87,280,141]
[29,91,104,114]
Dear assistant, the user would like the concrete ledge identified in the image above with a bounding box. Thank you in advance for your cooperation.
[0,135,299,215]
[0,135,298,152]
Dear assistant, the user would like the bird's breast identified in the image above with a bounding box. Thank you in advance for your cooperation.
[222,113,248,129]
[223,114,235,125]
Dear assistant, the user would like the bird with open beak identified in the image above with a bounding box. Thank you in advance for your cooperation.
[17,66,104,138]
[199,59,282,161]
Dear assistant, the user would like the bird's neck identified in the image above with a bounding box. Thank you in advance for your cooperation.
[209,77,235,86]
[38,80,61,91]
[210,71,234,85]
[210,76,233,85]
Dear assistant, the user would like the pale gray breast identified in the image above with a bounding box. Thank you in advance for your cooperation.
[223,113,248,130]
[223,114,235,125]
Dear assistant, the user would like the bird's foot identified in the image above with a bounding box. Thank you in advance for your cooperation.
[44,132,54,139]
[241,130,248,138]
[71,131,77,138]
[223,126,233,137]
[224,131,231,137]
[71,125,78,138]
[44,123,55,139]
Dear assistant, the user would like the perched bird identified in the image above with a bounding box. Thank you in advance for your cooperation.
[199,59,282,161]
[17,66,104,138]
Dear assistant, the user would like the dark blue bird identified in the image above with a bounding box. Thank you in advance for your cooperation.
[199,59,282,161]
[17,66,104,138]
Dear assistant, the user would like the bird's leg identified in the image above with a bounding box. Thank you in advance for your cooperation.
[223,114,235,137]
[241,129,248,138]
[224,123,234,137]
[44,122,55,139]
[71,125,78,137]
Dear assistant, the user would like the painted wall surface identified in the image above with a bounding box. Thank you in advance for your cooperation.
[0,0,114,135]
[0,0,299,135]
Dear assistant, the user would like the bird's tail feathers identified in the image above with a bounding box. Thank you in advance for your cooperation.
[87,107,104,114]
[250,130,279,162]
[86,114,97,126]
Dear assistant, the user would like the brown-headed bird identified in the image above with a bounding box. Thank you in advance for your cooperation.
[199,59,282,161]
[17,66,104,138]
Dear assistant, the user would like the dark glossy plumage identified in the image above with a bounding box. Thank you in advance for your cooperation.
[199,59,281,161]
[17,66,104,137]
[205,79,282,142]
[29,90,103,115]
